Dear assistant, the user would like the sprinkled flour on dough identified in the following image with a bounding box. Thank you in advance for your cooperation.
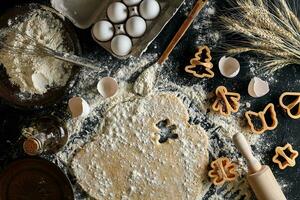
[0,8,72,94]
[49,0,277,198]
[71,93,209,200]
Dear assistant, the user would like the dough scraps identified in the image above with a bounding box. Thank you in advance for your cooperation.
[71,93,209,200]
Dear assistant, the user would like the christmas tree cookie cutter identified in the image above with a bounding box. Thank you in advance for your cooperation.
[212,86,240,116]
[185,45,214,78]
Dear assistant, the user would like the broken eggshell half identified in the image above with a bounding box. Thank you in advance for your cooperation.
[97,77,118,98]
[248,77,270,98]
[68,97,90,118]
[218,56,240,78]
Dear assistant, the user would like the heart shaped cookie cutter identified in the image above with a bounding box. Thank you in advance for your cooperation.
[279,92,300,119]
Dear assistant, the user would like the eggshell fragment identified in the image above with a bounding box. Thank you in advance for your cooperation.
[248,77,270,98]
[125,16,146,38]
[68,97,90,118]
[139,0,160,20]
[97,77,118,98]
[107,2,128,23]
[218,56,240,78]
[111,35,132,56]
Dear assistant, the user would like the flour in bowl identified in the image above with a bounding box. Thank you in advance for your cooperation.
[0,8,73,95]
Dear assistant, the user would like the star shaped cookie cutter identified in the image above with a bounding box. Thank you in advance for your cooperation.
[185,45,214,78]
[272,143,299,170]
[279,92,300,119]
[208,157,238,186]
[212,86,240,116]
[245,103,278,134]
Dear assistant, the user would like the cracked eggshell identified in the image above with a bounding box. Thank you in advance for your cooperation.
[97,77,118,98]
[68,97,90,118]
[218,56,240,78]
[248,77,270,98]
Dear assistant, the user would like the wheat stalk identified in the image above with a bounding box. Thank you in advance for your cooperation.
[221,0,300,73]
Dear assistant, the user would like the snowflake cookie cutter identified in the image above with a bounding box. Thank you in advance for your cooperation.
[272,143,299,170]
[185,45,214,78]
[279,92,300,119]
[212,86,240,116]
[245,103,278,134]
[208,157,238,186]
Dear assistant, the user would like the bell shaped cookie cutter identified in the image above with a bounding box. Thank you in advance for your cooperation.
[208,157,238,186]
[279,92,300,119]
[245,103,278,134]
[185,45,214,78]
[272,143,299,170]
[212,86,240,116]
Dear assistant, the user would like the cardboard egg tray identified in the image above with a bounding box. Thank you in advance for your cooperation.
[51,0,185,59]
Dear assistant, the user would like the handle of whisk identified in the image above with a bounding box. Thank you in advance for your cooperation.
[53,51,107,71]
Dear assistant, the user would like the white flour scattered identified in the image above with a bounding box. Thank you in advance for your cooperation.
[51,0,280,199]
[0,8,72,95]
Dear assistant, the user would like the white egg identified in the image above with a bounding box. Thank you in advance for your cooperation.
[139,0,160,20]
[111,35,132,56]
[92,20,114,42]
[107,2,128,23]
[97,77,118,98]
[125,16,146,38]
[123,0,142,6]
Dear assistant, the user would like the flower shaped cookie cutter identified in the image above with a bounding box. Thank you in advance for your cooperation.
[212,86,240,116]
[279,92,300,119]
[208,157,238,186]
[272,143,299,170]
[245,103,278,134]
[185,45,214,78]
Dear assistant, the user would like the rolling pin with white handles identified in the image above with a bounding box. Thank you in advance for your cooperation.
[233,133,286,200]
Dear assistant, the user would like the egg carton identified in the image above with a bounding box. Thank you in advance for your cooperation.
[51,0,185,59]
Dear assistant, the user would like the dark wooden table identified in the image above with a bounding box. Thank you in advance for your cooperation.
[0,0,299,199]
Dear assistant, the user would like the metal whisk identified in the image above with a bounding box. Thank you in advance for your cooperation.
[0,30,107,72]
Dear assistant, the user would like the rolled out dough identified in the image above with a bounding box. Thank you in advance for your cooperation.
[71,93,209,200]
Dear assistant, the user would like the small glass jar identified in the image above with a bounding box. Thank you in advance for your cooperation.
[22,116,68,156]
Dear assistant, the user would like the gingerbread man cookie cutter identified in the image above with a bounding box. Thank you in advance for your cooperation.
[279,92,300,119]
[245,103,278,134]
[272,143,299,170]
[208,157,238,186]
[185,45,214,78]
[212,86,240,116]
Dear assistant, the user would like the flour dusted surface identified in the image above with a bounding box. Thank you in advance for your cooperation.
[0,8,72,94]
[71,93,209,200]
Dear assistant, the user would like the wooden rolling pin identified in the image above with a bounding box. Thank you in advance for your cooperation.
[233,133,286,200]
